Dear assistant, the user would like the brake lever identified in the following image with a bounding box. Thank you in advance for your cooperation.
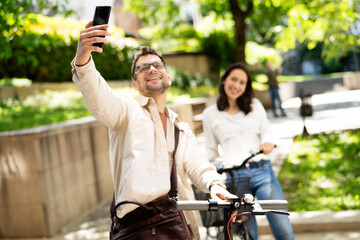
[252,210,290,216]
[251,202,289,216]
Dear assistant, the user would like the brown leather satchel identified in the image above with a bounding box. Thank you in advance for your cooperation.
[109,126,192,240]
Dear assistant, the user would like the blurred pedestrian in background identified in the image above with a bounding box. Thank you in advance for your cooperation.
[266,61,286,117]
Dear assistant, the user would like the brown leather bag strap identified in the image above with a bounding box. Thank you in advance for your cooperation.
[169,125,180,198]
[115,200,153,211]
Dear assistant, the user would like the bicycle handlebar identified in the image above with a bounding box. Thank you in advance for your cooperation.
[217,145,277,174]
[177,199,287,211]
[177,194,289,216]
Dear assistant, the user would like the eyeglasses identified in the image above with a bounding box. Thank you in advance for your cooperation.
[135,61,165,74]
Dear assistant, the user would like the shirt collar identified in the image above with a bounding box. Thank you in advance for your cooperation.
[136,94,151,107]
[136,95,179,123]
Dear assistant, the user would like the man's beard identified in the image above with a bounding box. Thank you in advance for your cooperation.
[140,81,169,96]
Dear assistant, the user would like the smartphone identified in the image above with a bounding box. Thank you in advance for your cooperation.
[92,6,111,48]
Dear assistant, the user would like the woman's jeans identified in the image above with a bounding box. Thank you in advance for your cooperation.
[225,160,294,240]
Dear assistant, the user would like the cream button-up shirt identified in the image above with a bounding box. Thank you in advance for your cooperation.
[71,58,222,239]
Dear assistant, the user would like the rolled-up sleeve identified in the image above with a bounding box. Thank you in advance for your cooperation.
[71,57,129,130]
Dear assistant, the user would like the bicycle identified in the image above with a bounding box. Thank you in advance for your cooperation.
[177,193,289,240]
[192,148,276,239]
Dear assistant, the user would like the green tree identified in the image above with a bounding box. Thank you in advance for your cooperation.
[274,0,360,70]
[0,0,72,66]
[123,0,359,69]
[123,0,290,64]
[122,0,201,52]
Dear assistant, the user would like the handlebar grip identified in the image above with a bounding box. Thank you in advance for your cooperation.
[177,200,232,211]
[255,200,288,210]
[176,200,210,211]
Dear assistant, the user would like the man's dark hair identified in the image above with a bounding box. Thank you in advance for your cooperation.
[217,62,254,115]
[131,46,166,80]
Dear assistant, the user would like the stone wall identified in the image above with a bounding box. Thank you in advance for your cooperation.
[0,117,112,238]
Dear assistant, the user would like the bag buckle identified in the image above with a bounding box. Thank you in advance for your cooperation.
[111,216,119,231]
[170,195,179,201]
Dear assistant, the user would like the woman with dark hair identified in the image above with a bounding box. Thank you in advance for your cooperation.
[202,63,294,240]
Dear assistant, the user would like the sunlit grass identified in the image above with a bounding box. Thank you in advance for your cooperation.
[0,86,206,132]
[278,130,360,212]
[0,90,91,132]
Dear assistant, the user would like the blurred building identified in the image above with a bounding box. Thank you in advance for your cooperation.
[112,0,143,38]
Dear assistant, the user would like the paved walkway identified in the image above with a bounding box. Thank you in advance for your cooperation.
[16,89,360,240]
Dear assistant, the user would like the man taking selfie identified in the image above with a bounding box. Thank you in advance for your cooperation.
[71,22,236,239]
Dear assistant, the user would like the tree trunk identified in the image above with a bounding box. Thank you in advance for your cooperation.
[228,0,254,64]
[353,51,359,71]
[233,14,247,63]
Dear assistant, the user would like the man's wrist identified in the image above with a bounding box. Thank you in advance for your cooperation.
[209,180,227,191]
[75,56,91,67]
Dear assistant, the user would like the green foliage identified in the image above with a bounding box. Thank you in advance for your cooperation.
[140,24,201,54]
[124,0,180,27]
[0,14,136,82]
[199,30,236,71]
[0,29,78,82]
[199,0,292,45]
[0,0,73,61]
[124,0,190,53]
[275,0,360,63]
[246,42,283,67]
[124,0,288,70]
[124,0,359,71]
[250,0,293,45]
[0,78,32,87]
[278,130,360,211]
[169,67,218,90]
[92,41,137,81]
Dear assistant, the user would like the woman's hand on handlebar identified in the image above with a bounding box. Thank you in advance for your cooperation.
[259,142,275,155]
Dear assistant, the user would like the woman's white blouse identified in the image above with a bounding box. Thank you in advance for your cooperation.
[202,98,274,167]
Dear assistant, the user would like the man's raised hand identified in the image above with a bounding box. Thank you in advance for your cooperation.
[75,21,111,66]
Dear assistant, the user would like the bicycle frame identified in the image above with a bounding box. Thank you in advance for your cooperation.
[191,145,279,239]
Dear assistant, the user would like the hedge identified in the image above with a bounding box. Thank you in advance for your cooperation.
[0,14,136,82]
